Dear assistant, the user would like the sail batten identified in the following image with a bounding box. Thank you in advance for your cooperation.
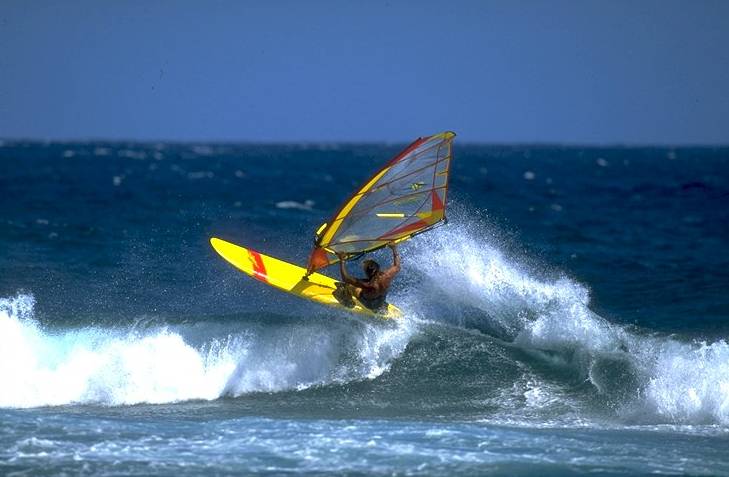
[328,185,448,223]
[306,131,455,274]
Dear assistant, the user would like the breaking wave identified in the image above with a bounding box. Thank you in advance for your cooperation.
[0,294,413,408]
[406,221,729,425]
[1,217,727,425]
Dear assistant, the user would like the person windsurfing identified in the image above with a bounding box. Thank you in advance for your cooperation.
[333,244,400,313]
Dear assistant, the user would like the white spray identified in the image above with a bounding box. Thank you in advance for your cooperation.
[405,220,729,425]
[0,294,414,408]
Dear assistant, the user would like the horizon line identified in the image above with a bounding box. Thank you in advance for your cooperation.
[1,136,728,149]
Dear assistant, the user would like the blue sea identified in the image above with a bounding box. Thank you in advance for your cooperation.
[1,141,728,476]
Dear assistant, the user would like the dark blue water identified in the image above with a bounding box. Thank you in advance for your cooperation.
[1,141,728,475]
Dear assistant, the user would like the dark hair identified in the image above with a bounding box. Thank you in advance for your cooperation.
[363,259,380,277]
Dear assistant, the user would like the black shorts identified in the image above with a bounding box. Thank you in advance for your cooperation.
[358,294,387,312]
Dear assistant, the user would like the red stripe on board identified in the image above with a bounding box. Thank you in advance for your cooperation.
[248,250,268,283]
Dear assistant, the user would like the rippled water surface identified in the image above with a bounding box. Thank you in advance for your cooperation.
[1,142,727,475]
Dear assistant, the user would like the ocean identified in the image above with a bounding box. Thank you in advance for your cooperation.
[1,141,728,475]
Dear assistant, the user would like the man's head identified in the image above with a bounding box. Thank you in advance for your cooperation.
[362,259,380,278]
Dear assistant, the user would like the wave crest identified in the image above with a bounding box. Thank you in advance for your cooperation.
[0,294,412,408]
[406,220,729,425]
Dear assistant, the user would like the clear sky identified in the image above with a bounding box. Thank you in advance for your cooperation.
[1,1,728,144]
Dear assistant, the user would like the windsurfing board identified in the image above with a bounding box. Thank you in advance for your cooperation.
[210,237,402,320]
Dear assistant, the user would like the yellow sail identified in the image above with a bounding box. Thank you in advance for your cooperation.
[307,131,455,274]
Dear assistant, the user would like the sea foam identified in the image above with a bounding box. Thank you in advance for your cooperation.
[2,216,727,423]
[406,220,729,425]
[0,294,412,408]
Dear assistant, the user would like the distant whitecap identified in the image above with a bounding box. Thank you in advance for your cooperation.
[192,145,214,156]
[275,200,315,211]
[118,149,147,160]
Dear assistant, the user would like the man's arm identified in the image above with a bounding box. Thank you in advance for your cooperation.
[382,243,401,278]
[337,252,368,287]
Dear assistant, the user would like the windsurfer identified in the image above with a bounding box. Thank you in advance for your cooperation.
[333,244,400,312]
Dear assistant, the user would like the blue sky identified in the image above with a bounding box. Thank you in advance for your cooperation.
[1,1,728,144]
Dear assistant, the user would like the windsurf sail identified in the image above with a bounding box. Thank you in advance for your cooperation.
[306,131,455,275]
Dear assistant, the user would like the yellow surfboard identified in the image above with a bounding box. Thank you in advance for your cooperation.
[210,237,402,320]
